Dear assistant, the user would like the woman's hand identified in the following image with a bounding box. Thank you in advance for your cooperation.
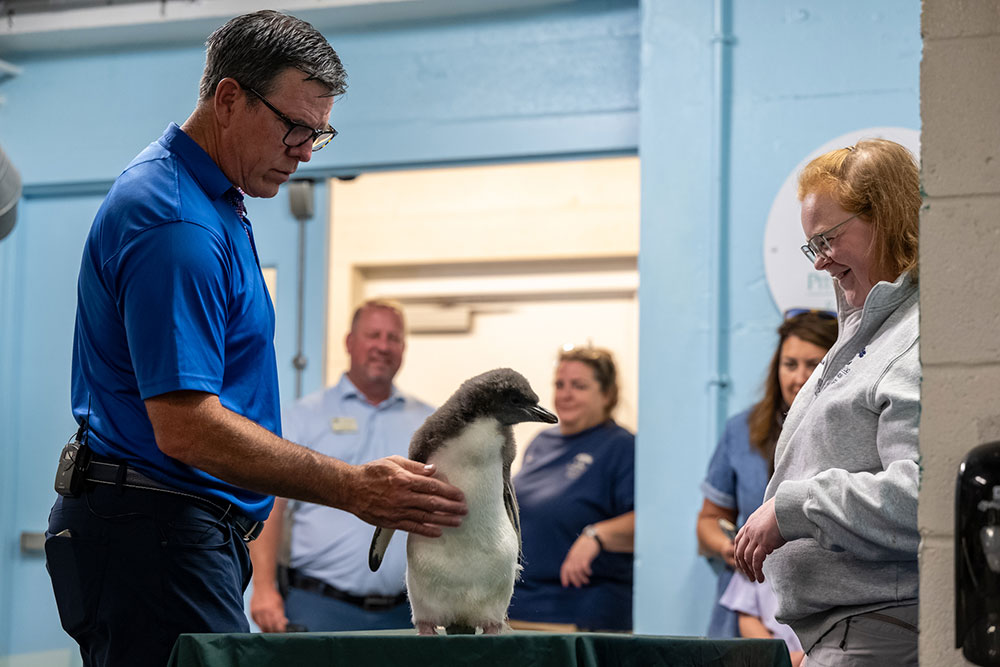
[697,498,738,567]
[734,497,786,582]
[560,533,601,588]
[718,539,736,569]
[559,512,634,587]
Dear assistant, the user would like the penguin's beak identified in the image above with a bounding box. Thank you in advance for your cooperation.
[501,404,558,425]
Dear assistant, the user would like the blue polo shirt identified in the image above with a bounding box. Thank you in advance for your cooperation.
[284,374,435,595]
[511,420,635,630]
[71,123,279,520]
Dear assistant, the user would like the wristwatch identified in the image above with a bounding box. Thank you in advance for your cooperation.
[583,524,604,552]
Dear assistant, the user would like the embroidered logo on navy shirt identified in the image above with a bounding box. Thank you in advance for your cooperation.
[566,453,594,480]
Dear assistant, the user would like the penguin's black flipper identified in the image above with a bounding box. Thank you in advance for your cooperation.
[503,478,521,555]
[368,526,396,572]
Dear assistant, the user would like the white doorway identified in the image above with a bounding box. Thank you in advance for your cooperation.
[325,157,639,464]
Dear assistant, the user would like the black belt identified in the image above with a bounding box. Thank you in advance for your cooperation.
[83,457,264,542]
[287,568,407,611]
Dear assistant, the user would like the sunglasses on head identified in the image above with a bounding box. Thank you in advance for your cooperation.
[783,308,837,321]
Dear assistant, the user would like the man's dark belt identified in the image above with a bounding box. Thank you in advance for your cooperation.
[82,457,264,542]
[287,568,407,611]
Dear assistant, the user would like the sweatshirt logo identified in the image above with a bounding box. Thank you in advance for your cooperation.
[820,348,867,391]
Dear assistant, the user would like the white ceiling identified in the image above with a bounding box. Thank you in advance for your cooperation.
[0,0,575,56]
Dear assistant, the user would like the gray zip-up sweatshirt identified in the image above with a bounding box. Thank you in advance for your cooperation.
[763,272,920,651]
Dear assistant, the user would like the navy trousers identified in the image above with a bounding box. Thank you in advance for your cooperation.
[46,483,252,667]
[284,586,412,631]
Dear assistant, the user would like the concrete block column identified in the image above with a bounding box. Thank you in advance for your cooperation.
[920,1,1000,664]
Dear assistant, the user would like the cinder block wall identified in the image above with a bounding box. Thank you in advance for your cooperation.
[920,1,1000,664]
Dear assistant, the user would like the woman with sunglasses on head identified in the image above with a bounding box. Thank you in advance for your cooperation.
[697,310,837,649]
[508,346,635,632]
[734,139,921,666]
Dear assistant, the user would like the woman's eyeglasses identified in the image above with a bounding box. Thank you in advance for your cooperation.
[800,214,858,263]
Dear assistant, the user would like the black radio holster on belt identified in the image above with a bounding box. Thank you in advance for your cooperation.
[54,419,92,498]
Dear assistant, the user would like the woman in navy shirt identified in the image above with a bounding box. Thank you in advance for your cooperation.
[510,346,635,631]
[697,311,837,637]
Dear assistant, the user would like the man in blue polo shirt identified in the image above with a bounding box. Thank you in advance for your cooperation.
[45,11,465,667]
[250,299,434,632]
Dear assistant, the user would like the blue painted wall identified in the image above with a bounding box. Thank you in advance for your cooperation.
[636,0,723,636]
[0,0,919,658]
[635,0,919,635]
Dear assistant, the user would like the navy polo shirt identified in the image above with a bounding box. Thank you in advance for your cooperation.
[71,123,279,520]
[511,420,635,630]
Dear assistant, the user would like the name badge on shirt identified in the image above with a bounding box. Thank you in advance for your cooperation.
[330,417,359,434]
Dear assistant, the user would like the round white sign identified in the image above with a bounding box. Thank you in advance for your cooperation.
[763,127,920,314]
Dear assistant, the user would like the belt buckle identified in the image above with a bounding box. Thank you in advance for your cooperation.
[362,596,387,612]
[361,594,402,612]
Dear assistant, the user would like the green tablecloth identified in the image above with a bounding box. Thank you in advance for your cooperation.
[168,630,793,666]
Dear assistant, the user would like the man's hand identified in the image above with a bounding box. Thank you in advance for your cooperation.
[145,393,465,536]
[733,497,786,583]
[345,456,467,537]
[249,584,288,633]
[560,534,601,588]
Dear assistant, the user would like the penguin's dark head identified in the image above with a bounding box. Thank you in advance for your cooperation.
[457,368,558,426]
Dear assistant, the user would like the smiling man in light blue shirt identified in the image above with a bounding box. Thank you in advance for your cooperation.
[250,299,434,631]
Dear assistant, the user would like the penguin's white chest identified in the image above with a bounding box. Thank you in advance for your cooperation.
[406,418,519,627]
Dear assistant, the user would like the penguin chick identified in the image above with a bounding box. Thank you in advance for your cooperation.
[368,368,557,636]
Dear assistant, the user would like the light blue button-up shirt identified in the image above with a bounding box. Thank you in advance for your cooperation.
[283,374,434,595]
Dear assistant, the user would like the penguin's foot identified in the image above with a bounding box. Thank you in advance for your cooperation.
[416,622,438,636]
[482,622,503,635]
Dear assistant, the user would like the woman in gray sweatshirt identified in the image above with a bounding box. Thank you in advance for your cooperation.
[733,138,921,666]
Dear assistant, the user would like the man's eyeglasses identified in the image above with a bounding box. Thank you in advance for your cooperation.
[245,87,337,151]
[800,214,858,263]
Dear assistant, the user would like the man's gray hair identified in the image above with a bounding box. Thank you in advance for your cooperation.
[199,10,347,102]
